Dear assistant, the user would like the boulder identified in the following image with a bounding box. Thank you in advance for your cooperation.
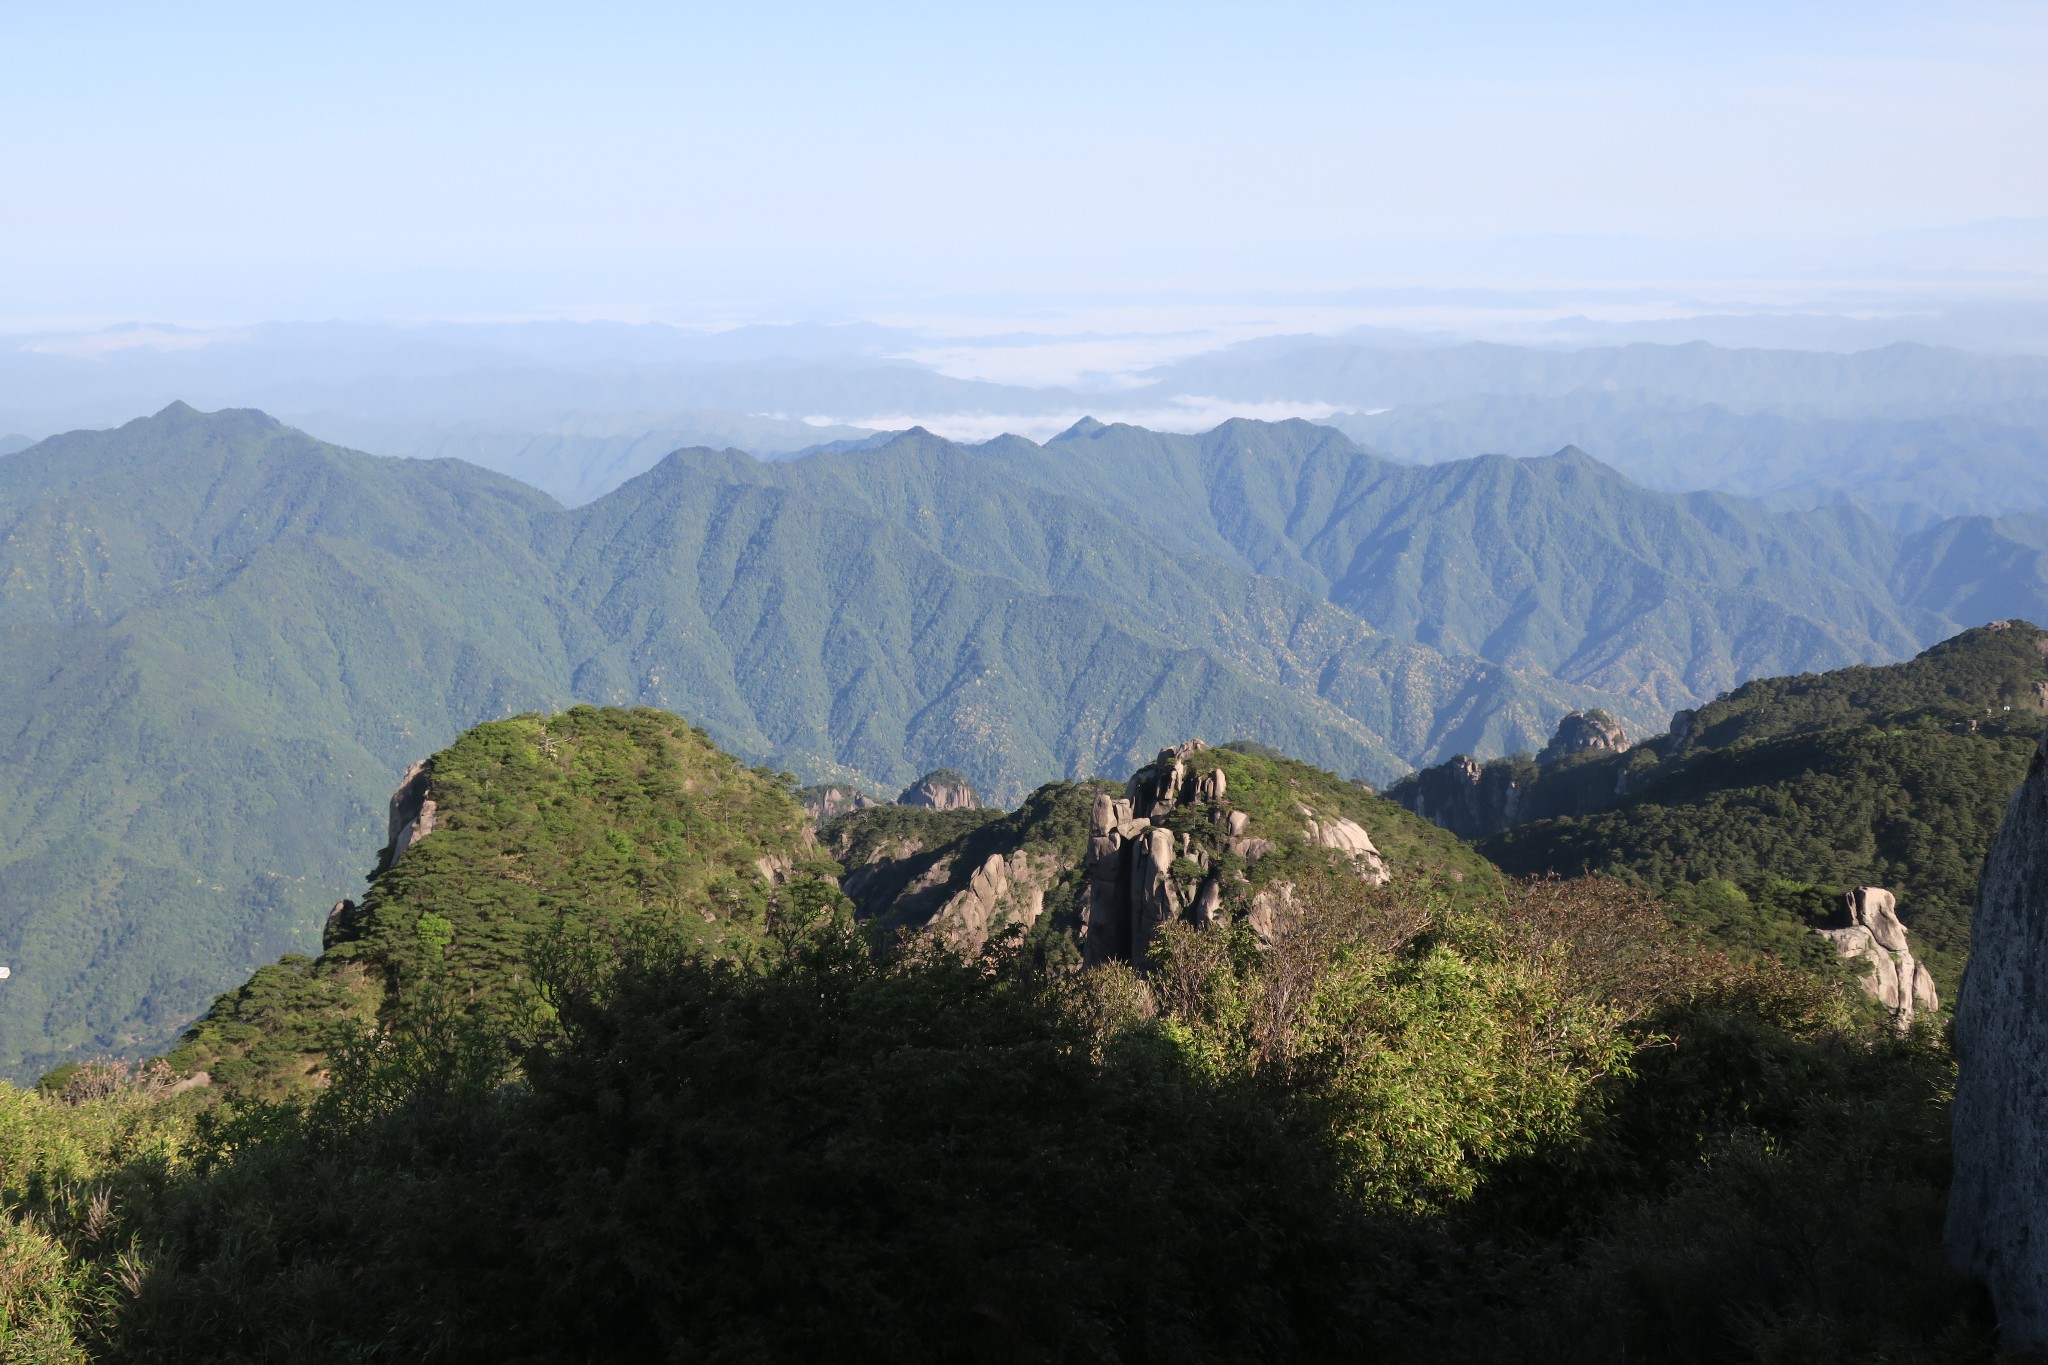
[1298,805,1391,884]
[1949,732,2048,1345]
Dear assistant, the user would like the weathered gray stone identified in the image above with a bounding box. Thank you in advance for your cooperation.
[1130,827,1179,964]
[1949,732,2048,1347]
[1815,885,1933,1028]
[386,760,437,868]
[1538,709,1629,764]
[897,770,983,810]
[931,850,1053,954]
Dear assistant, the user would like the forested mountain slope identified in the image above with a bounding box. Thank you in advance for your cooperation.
[1,402,2041,1077]
[1394,622,2048,994]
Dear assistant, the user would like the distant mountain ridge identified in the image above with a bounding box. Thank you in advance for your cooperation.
[1327,390,2048,521]
[4,402,2048,1075]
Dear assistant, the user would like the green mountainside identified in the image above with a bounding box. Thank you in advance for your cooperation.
[162,706,831,1100]
[0,708,1986,1360]
[2,402,2043,1077]
[1393,622,2048,995]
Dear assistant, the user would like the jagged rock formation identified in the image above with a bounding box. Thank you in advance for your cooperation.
[798,783,879,822]
[1537,709,1628,764]
[1815,886,1937,1028]
[384,759,437,870]
[897,769,983,810]
[1949,732,2048,1348]
[1082,742,1389,966]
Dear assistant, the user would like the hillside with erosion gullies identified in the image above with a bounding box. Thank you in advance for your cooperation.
[0,703,2001,1361]
[1393,620,2048,998]
[8,401,2048,1081]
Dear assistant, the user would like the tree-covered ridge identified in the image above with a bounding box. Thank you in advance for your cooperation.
[1469,622,2048,994]
[169,707,833,1099]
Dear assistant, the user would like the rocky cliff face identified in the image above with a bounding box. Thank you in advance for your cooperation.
[897,769,983,810]
[1394,753,1526,842]
[1949,732,2048,1348]
[828,740,1428,968]
[1815,886,1938,1029]
[382,759,438,871]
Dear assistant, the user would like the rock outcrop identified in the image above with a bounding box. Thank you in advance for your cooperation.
[1814,886,1937,1028]
[1394,709,1635,840]
[1949,732,2048,1347]
[1537,709,1629,764]
[897,769,982,811]
[798,783,879,822]
[383,760,437,870]
[928,849,1061,954]
[1393,752,1524,841]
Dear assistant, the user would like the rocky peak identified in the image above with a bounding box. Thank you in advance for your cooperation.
[1538,709,1628,765]
[897,769,982,810]
[1949,730,2048,1346]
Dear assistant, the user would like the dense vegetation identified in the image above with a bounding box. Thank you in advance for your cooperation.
[1473,622,2048,994]
[0,867,1980,1361]
[166,707,823,1101]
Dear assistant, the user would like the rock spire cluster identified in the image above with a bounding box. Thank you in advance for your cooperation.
[1081,742,1388,966]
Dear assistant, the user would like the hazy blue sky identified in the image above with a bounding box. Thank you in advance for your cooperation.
[5,1,2046,325]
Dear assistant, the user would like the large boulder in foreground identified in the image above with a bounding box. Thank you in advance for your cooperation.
[1949,731,2048,1347]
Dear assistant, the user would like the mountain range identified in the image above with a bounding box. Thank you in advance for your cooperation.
[4,401,2048,1075]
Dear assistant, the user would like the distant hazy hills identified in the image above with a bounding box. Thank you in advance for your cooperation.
[4,402,2048,1075]
[1327,391,2048,521]
[1148,338,2048,425]
[13,326,2048,517]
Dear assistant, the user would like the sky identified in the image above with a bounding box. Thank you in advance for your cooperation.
[4,1,2048,328]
